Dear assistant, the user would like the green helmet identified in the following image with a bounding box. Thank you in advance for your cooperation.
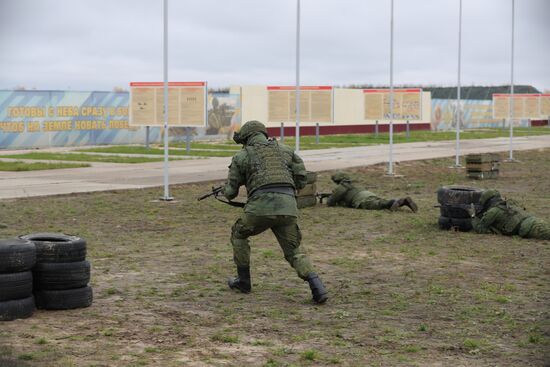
[331,172,351,184]
[479,189,501,207]
[233,120,268,144]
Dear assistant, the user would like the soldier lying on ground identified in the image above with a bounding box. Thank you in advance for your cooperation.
[471,189,550,240]
[323,172,418,212]
[222,120,328,304]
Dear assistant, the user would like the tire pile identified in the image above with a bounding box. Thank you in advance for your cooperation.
[437,185,483,232]
[0,239,36,321]
[0,233,92,322]
[296,171,318,209]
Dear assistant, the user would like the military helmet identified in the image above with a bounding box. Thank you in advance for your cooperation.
[233,120,268,144]
[479,189,501,207]
[331,172,351,184]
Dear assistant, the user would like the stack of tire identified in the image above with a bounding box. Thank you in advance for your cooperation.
[0,239,36,321]
[20,233,93,310]
[296,171,318,209]
[437,185,483,232]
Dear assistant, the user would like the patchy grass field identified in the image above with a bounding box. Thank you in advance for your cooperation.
[0,161,90,171]
[0,149,549,366]
[80,128,550,157]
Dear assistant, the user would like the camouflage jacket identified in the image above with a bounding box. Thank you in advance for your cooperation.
[224,133,307,216]
[472,202,533,236]
[327,182,376,208]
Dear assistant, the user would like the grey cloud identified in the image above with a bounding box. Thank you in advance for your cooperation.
[0,0,548,91]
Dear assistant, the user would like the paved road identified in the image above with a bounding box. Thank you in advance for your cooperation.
[1,135,550,200]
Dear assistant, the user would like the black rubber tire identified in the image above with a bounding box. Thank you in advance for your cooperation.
[0,296,35,321]
[438,216,473,232]
[0,239,36,273]
[20,233,86,263]
[440,204,481,219]
[437,186,483,206]
[0,271,33,301]
[35,286,93,310]
[33,261,90,290]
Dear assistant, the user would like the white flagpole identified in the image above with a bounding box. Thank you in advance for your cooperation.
[508,0,515,161]
[455,0,463,167]
[295,0,301,153]
[162,0,172,200]
[388,0,394,175]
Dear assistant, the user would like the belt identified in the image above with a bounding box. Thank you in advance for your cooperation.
[250,186,296,197]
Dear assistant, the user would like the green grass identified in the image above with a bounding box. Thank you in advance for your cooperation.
[0,148,548,366]
[79,128,550,157]
[278,127,550,149]
[78,145,235,157]
[0,160,90,171]
[0,152,184,164]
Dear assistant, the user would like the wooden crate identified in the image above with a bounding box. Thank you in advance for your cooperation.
[465,162,500,172]
[465,153,500,164]
[306,171,317,184]
[297,195,317,209]
[297,183,317,197]
[467,170,499,180]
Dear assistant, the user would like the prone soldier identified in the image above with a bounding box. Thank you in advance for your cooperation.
[222,120,328,304]
[324,172,418,212]
[471,189,550,240]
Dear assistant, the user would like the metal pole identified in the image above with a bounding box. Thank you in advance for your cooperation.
[508,0,515,161]
[185,127,191,154]
[145,126,150,149]
[295,0,301,153]
[406,120,410,140]
[162,0,172,200]
[375,119,379,137]
[315,122,320,144]
[455,0,462,167]
[280,122,285,143]
[388,0,394,175]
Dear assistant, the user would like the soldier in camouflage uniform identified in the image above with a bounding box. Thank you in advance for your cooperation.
[223,120,328,304]
[325,172,418,212]
[472,189,550,240]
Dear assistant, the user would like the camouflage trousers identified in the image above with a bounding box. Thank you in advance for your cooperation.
[230,214,315,279]
[356,196,393,210]
[522,218,550,240]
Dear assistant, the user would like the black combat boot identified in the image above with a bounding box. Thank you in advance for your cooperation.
[228,266,251,293]
[306,273,328,304]
[390,197,418,212]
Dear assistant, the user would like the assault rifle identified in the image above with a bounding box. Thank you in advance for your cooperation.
[197,185,224,201]
[197,185,245,208]
[316,192,332,204]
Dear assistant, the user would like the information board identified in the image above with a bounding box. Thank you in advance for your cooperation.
[492,94,541,119]
[129,82,207,126]
[363,88,422,120]
[540,94,550,117]
[267,86,333,123]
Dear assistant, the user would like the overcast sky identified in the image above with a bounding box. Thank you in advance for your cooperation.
[0,0,549,92]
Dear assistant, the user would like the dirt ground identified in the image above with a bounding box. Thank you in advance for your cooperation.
[0,149,549,367]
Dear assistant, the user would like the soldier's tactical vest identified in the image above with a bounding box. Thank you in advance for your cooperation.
[341,182,361,206]
[244,140,295,196]
[494,203,530,235]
